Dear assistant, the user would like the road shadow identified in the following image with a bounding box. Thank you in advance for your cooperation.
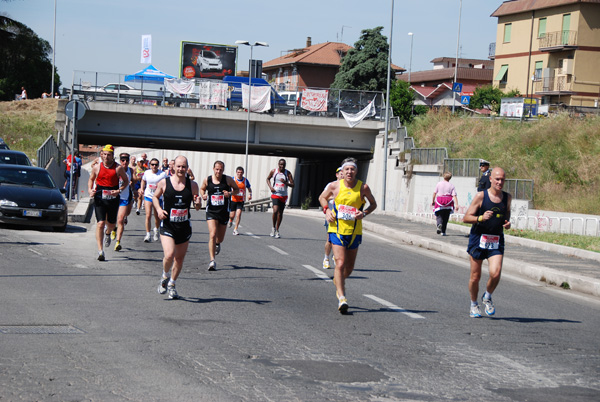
[488,316,582,324]
[176,296,272,305]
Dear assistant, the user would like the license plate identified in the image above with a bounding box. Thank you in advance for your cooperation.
[23,209,42,217]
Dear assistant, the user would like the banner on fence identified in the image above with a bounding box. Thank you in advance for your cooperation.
[198,81,228,106]
[242,84,271,113]
[301,89,328,112]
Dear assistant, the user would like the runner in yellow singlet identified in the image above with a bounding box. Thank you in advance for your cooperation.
[318,157,377,314]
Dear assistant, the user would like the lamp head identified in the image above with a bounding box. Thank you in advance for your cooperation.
[235,40,250,46]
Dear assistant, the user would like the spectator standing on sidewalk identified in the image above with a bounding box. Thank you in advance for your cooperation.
[477,159,491,192]
[431,172,458,236]
[463,167,512,318]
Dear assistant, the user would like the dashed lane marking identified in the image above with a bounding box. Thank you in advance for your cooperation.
[302,264,333,281]
[246,232,261,239]
[268,245,288,255]
[27,248,42,256]
[364,294,426,319]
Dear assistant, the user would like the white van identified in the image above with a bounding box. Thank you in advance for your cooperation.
[279,91,301,107]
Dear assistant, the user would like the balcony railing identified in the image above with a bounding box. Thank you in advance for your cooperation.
[533,76,573,93]
[538,30,577,50]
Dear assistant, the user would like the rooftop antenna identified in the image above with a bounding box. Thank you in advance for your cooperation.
[340,25,352,43]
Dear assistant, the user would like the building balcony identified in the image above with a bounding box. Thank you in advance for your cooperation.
[538,30,578,52]
[533,76,574,95]
[488,42,496,60]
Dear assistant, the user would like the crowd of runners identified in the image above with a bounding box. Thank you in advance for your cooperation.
[89,145,510,317]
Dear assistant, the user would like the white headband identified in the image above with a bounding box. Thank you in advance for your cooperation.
[341,161,357,170]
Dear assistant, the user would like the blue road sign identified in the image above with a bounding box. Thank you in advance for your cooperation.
[461,96,471,105]
[453,82,463,93]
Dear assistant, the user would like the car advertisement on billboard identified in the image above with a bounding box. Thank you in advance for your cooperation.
[180,42,237,79]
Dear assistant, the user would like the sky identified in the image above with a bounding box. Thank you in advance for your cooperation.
[2,0,500,89]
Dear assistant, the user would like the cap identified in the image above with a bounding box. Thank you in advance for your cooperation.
[102,144,115,153]
[336,167,342,173]
[479,159,490,166]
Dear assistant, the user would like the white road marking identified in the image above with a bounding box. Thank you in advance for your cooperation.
[268,245,288,255]
[302,264,333,281]
[28,248,42,256]
[246,232,261,239]
[364,294,426,319]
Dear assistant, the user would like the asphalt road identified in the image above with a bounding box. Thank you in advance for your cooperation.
[1,209,599,401]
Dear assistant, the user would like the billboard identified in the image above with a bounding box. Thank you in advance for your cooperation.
[180,42,238,79]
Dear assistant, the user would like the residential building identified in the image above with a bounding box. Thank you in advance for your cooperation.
[491,0,600,107]
[397,57,493,108]
[263,37,405,92]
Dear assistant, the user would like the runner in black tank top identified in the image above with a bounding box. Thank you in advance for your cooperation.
[160,175,193,245]
[201,161,239,271]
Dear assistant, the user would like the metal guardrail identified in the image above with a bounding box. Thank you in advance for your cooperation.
[37,135,59,169]
[410,148,448,165]
[444,158,480,178]
[244,197,271,212]
[504,179,534,201]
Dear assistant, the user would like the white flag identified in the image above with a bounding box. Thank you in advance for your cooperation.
[141,34,152,64]
[340,97,377,128]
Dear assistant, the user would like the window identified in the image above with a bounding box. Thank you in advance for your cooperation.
[503,23,512,43]
[534,61,543,81]
[538,18,546,38]
[495,65,509,84]
[562,14,571,44]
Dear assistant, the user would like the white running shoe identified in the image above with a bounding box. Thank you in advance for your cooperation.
[158,277,169,294]
[338,297,349,314]
[228,221,233,228]
[143,233,151,243]
[270,228,275,237]
[482,297,495,316]
[208,260,216,271]
[274,230,280,239]
[323,258,331,269]
[215,243,221,255]
[167,284,178,299]
[97,250,105,261]
[470,304,482,318]
[136,209,140,215]
[232,229,239,236]
[104,232,111,247]
[153,228,159,242]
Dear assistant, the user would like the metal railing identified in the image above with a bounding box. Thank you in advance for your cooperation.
[37,135,59,169]
[410,148,448,165]
[488,42,496,59]
[538,30,577,49]
[443,158,480,178]
[504,179,534,201]
[70,70,385,120]
[533,76,573,93]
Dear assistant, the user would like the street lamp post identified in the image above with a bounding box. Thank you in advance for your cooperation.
[235,40,269,177]
[382,0,394,211]
[51,0,57,96]
[408,32,413,83]
[452,0,463,114]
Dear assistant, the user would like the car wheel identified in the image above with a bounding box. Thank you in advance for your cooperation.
[53,222,67,232]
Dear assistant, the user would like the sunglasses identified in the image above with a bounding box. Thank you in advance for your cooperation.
[150,163,159,166]
[121,157,130,161]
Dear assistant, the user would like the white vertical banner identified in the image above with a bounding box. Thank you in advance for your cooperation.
[141,34,152,64]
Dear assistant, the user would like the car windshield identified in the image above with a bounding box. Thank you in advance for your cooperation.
[0,168,55,188]
[0,154,31,165]
[203,51,217,59]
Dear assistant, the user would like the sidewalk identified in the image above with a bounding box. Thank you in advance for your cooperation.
[285,209,600,298]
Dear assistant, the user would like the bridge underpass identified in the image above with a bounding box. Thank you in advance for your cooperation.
[64,101,384,206]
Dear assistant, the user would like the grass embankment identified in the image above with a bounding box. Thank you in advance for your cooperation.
[408,109,600,215]
[0,98,59,165]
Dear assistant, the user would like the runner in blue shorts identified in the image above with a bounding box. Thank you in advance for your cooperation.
[463,167,512,318]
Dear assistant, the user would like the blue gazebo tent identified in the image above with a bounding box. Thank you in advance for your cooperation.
[124,65,175,83]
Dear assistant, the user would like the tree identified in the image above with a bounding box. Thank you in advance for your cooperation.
[388,80,427,124]
[330,27,391,91]
[468,85,521,114]
[0,16,61,100]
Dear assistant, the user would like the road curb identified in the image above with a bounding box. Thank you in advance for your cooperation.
[285,209,600,298]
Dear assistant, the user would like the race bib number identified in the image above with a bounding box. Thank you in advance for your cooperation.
[479,234,500,250]
[237,188,245,197]
[102,190,115,200]
[211,194,224,206]
[337,205,357,221]
[274,183,285,192]
[170,208,188,223]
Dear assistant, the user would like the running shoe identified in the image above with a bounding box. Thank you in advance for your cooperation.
[143,233,151,243]
[228,221,233,228]
[153,228,159,242]
[470,304,482,318]
[104,232,111,247]
[167,284,178,299]
[232,229,239,236]
[441,233,447,236]
[114,241,122,251]
[215,243,221,255]
[136,209,140,215]
[158,277,168,294]
[323,258,331,269]
[436,224,442,235]
[208,260,216,271]
[124,217,128,225]
[110,230,116,240]
[338,297,349,314]
[97,250,105,261]
[482,296,495,316]
[274,230,280,239]
[270,228,275,237]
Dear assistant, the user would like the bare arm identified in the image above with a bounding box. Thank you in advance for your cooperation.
[88,165,99,197]
[463,191,486,224]
[116,166,129,195]
[357,183,377,220]
[153,180,168,220]
[200,177,208,201]
[266,169,275,193]
[286,171,295,188]
[503,194,512,229]
[226,176,239,198]
[191,181,202,210]
[318,181,338,223]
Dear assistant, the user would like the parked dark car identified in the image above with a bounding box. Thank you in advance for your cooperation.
[0,150,32,166]
[0,138,9,149]
[0,165,67,231]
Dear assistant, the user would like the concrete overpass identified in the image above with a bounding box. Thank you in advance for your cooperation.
[72,102,383,159]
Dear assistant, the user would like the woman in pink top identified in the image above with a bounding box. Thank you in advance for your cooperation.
[431,172,458,236]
